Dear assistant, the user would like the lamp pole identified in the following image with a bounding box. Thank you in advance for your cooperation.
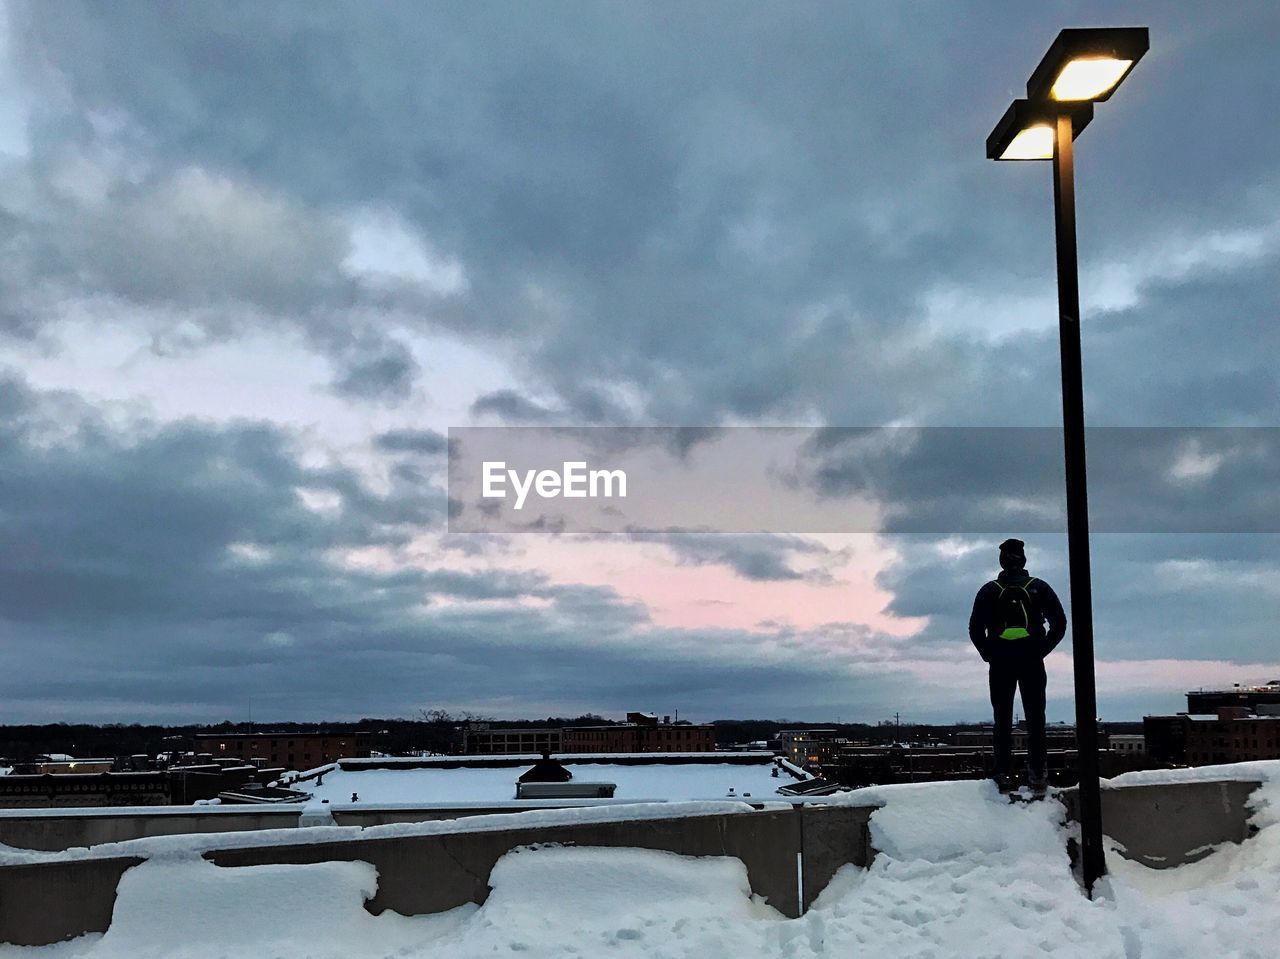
[1052,110,1105,892]
[988,24,1149,897]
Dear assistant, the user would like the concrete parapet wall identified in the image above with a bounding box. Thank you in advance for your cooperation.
[0,804,876,945]
[0,776,1265,947]
[0,806,304,852]
[800,803,876,911]
[0,856,143,947]
[0,800,690,852]
[1058,778,1261,868]
[207,807,818,919]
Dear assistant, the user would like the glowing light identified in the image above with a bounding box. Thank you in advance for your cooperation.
[999,124,1055,160]
[1051,58,1133,101]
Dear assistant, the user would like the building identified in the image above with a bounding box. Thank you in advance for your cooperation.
[191,731,371,770]
[463,727,563,755]
[1109,734,1145,755]
[953,725,1080,752]
[32,759,115,775]
[1184,708,1280,766]
[1145,684,1280,766]
[777,729,842,769]
[1186,682,1280,715]
[1143,714,1188,764]
[832,744,1079,788]
[0,772,173,809]
[560,713,715,753]
[0,763,280,808]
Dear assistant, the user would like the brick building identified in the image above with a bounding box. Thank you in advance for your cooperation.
[954,725,1081,751]
[777,729,841,768]
[463,727,563,755]
[1184,708,1280,766]
[1145,685,1280,766]
[1186,682,1280,715]
[561,713,715,753]
[192,731,371,770]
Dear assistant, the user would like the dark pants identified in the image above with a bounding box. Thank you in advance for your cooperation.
[989,652,1047,777]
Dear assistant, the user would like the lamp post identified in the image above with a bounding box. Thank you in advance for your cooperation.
[986,26,1149,895]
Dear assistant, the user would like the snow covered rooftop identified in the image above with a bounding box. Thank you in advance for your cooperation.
[295,752,803,806]
[6,762,1278,957]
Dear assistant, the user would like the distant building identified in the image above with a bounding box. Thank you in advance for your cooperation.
[1109,734,1145,755]
[463,727,563,755]
[777,729,841,769]
[1184,708,1280,766]
[1145,684,1280,766]
[191,731,371,771]
[561,713,715,753]
[32,759,114,775]
[1143,714,1188,764]
[953,725,1079,751]
[0,763,279,808]
[832,744,1078,787]
[1186,682,1280,715]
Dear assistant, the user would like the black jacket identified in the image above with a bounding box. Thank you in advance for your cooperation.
[969,570,1067,662]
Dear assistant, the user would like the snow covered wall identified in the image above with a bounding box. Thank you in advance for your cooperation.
[2,765,1279,957]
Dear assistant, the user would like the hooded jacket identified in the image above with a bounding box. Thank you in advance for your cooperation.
[968,569,1067,662]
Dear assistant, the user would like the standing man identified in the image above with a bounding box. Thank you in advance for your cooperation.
[969,538,1067,792]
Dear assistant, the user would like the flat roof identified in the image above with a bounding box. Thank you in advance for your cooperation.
[297,753,803,805]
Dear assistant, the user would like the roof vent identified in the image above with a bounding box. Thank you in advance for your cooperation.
[517,749,572,783]
[516,781,616,799]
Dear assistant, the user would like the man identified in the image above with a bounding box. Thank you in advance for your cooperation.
[969,538,1067,792]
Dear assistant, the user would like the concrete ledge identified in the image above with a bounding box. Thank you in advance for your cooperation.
[207,807,812,918]
[0,800,672,852]
[0,856,144,947]
[800,803,877,911]
[1059,778,1262,868]
[0,807,303,852]
[2,776,1265,947]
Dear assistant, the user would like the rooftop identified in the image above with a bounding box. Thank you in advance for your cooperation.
[291,752,806,805]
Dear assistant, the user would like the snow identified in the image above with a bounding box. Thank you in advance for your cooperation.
[304,758,789,805]
[1107,760,1276,786]
[0,800,766,866]
[5,764,1280,958]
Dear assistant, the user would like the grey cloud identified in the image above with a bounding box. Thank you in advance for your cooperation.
[798,427,1280,534]
[0,145,444,401]
[0,372,920,723]
[471,390,554,424]
[330,339,419,403]
[627,529,834,583]
[419,569,547,602]
[0,373,448,627]
[469,388,631,426]
[11,2,1277,429]
[374,428,449,455]
[876,532,1280,665]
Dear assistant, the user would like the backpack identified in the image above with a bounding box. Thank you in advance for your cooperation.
[991,578,1038,640]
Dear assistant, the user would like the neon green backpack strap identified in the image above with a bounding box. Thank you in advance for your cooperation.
[996,578,1035,640]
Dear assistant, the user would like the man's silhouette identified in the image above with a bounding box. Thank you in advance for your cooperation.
[969,538,1067,791]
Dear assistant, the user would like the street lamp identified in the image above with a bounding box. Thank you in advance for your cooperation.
[986,26,1148,896]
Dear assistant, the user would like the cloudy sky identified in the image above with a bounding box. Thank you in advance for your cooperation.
[1,1,1278,725]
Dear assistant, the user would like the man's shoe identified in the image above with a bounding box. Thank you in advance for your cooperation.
[1028,769,1049,793]
[993,773,1016,793]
